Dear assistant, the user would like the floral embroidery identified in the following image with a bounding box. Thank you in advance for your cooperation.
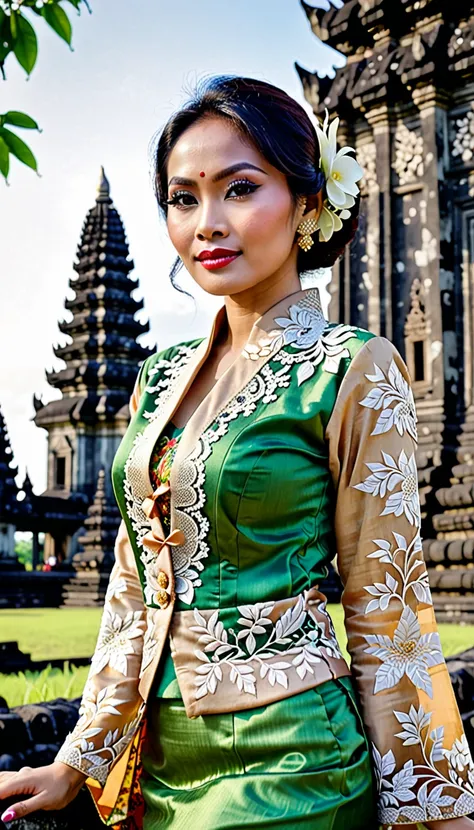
[243,299,357,381]
[363,530,432,613]
[354,448,421,527]
[76,683,125,725]
[56,682,146,786]
[139,610,159,677]
[90,607,145,677]
[189,593,343,699]
[105,576,128,603]
[372,704,474,824]
[143,345,199,422]
[362,606,443,696]
[359,359,418,441]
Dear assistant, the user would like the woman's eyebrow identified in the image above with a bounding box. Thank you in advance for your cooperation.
[168,162,268,187]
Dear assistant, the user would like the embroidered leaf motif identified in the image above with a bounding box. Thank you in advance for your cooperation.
[189,593,344,700]
[372,705,474,825]
[297,360,315,385]
[363,530,430,614]
[360,359,418,441]
[90,608,145,677]
[55,683,146,786]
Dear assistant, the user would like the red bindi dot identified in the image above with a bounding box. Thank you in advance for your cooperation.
[199,171,205,177]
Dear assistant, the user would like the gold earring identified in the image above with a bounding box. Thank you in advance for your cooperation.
[296,207,320,252]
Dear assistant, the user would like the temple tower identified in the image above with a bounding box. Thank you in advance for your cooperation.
[0,405,19,567]
[296,0,474,618]
[33,168,154,564]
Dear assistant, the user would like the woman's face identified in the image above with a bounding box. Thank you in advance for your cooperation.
[165,115,316,298]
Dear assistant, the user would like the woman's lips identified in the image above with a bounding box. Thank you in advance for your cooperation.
[198,253,242,270]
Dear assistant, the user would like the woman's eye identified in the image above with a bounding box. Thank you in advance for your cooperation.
[165,179,260,210]
[166,190,196,210]
[226,179,260,199]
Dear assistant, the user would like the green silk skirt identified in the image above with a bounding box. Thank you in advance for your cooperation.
[140,675,378,829]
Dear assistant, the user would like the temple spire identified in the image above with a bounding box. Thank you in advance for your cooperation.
[0,405,18,520]
[72,467,121,575]
[96,166,111,204]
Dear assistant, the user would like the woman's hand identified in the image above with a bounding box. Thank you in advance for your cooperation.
[0,761,87,823]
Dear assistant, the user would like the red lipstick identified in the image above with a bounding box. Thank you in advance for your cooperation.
[196,247,242,270]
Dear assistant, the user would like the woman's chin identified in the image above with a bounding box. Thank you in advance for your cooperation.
[191,269,265,297]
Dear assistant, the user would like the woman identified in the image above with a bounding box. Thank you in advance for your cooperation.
[1,75,474,830]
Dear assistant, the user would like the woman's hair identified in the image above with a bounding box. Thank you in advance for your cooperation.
[151,74,360,292]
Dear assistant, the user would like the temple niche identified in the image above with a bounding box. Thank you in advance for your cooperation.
[297,0,474,619]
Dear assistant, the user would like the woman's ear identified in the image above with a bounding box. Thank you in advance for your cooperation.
[296,189,324,230]
[304,189,324,220]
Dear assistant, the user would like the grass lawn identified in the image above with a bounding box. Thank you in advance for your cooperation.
[1,604,474,708]
[1,604,474,664]
[0,607,103,660]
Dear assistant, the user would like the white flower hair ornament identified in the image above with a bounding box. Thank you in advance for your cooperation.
[297,108,364,250]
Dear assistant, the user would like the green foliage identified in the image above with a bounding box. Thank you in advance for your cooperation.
[0,662,89,706]
[14,537,33,568]
[0,0,92,183]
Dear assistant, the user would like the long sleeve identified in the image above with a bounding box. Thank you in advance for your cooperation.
[326,335,474,826]
[54,363,150,822]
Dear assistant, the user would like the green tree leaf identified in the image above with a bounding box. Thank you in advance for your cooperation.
[11,12,38,75]
[42,4,72,46]
[0,127,38,171]
[0,136,10,179]
[2,111,40,130]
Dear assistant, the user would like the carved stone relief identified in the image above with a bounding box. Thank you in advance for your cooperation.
[392,124,424,185]
[356,141,377,195]
[452,107,474,165]
[404,277,432,390]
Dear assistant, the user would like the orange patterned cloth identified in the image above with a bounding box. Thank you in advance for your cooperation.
[148,423,184,533]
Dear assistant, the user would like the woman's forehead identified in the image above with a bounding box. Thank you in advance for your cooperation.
[167,118,261,176]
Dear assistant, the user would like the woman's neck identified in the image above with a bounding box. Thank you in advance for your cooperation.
[220,270,301,354]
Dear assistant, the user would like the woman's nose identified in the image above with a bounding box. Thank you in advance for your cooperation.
[194,202,228,241]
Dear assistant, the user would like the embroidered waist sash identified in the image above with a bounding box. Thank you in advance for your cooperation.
[168,586,351,718]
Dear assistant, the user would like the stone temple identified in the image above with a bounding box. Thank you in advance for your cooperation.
[297,0,474,619]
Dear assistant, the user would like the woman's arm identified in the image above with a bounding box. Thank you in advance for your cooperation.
[326,335,474,827]
[0,362,151,824]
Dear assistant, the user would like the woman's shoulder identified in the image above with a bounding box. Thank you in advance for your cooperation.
[321,323,408,396]
[323,322,402,365]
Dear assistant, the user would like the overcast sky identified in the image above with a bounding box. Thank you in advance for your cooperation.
[0,0,344,492]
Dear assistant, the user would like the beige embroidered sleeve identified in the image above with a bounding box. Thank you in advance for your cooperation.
[55,370,147,794]
[326,335,474,826]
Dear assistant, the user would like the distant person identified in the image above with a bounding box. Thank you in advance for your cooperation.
[1,75,473,830]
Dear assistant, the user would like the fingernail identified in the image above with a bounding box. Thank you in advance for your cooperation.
[1,809,16,823]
